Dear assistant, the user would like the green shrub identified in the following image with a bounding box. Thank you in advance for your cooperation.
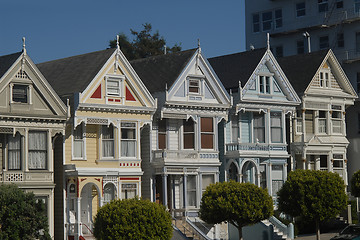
[93,198,172,240]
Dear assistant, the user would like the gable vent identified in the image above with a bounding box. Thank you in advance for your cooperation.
[15,71,30,80]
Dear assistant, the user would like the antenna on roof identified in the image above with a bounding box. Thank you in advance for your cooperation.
[164,44,167,55]
[22,37,26,56]
[267,33,270,50]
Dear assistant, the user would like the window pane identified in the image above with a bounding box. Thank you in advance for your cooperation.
[102,125,114,158]
[253,13,260,32]
[121,183,137,199]
[201,118,213,132]
[13,85,28,103]
[187,176,197,207]
[262,11,272,31]
[296,2,306,17]
[121,141,136,157]
[104,184,115,203]
[184,119,194,149]
[275,9,282,28]
[254,113,265,143]
[201,134,213,149]
[28,131,47,169]
[319,36,329,49]
[202,175,214,192]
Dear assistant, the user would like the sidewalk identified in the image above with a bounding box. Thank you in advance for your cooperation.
[295,232,338,240]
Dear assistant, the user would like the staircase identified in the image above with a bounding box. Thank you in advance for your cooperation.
[80,235,96,240]
[262,217,294,240]
[172,217,211,240]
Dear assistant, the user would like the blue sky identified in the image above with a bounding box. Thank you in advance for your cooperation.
[0,0,245,63]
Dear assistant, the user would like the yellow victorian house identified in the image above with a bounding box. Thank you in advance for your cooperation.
[38,40,156,240]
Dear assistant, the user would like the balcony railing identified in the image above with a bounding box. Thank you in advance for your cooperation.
[152,150,219,163]
[226,143,287,152]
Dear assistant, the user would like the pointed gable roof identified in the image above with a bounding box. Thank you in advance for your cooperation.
[277,50,328,95]
[208,48,267,90]
[0,52,22,79]
[37,48,115,97]
[130,49,197,93]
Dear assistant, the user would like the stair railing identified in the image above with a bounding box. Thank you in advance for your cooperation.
[186,217,211,240]
[269,216,294,239]
[80,222,94,235]
[172,217,196,239]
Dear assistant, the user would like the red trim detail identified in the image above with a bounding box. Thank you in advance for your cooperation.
[80,178,87,182]
[91,84,102,99]
[115,99,121,102]
[120,177,139,180]
[126,86,136,101]
[102,178,104,196]
[95,178,101,182]
[109,98,114,102]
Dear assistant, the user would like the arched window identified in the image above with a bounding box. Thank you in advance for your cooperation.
[104,183,115,204]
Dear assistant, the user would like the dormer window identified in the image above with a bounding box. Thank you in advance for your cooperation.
[106,75,124,98]
[319,71,330,88]
[259,76,270,94]
[189,79,200,94]
[12,84,28,103]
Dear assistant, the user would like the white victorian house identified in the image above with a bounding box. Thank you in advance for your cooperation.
[131,46,230,222]
[278,49,357,185]
[209,47,301,200]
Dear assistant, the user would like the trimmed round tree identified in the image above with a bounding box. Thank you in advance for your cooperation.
[278,169,347,240]
[199,181,273,240]
[94,198,172,240]
[0,184,50,239]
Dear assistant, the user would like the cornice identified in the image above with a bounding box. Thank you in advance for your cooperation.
[77,103,156,115]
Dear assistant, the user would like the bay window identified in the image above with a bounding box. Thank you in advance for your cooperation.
[253,113,265,143]
[270,112,282,143]
[201,117,214,149]
[28,131,47,170]
[331,105,342,134]
[158,119,166,150]
[73,124,85,158]
[333,154,344,168]
[184,119,195,149]
[318,111,327,134]
[121,122,136,157]
[102,125,114,158]
[187,175,197,207]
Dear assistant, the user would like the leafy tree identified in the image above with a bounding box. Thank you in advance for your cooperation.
[351,169,360,197]
[93,198,172,240]
[109,23,181,60]
[199,181,273,240]
[278,170,347,240]
[0,184,50,239]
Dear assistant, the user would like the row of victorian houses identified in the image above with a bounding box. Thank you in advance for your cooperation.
[0,37,357,240]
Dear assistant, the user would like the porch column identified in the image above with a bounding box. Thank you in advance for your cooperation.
[329,152,333,172]
[238,173,242,182]
[198,172,202,207]
[152,176,156,202]
[162,174,168,208]
[267,163,272,196]
[257,174,261,187]
[183,174,187,209]
[283,163,287,181]
[76,197,81,240]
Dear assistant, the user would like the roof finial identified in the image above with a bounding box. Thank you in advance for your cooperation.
[22,37,26,55]
[116,35,120,50]
[198,38,200,49]
[164,44,167,55]
[267,33,270,50]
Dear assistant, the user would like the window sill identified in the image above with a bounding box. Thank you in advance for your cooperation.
[71,158,87,161]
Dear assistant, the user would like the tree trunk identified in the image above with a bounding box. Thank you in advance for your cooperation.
[316,220,321,240]
[238,226,243,240]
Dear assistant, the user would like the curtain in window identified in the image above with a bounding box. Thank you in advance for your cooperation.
[271,112,282,143]
[102,125,114,158]
[73,125,84,158]
[28,131,47,169]
[121,126,136,157]
[8,134,21,170]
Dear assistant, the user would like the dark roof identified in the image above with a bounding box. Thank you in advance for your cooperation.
[37,48,115,97]
[0,52,22,79]
[208,48,266,89]
[277,50,328,95]
[130,49,197,93]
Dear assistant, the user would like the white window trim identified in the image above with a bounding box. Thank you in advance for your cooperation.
[10,82,32,105]
[105,74,125,103]
[120,122,137,159]
[187,75,204,96]
[258,74,274,95]
[72,123,86,160]
[319,69,331,88]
